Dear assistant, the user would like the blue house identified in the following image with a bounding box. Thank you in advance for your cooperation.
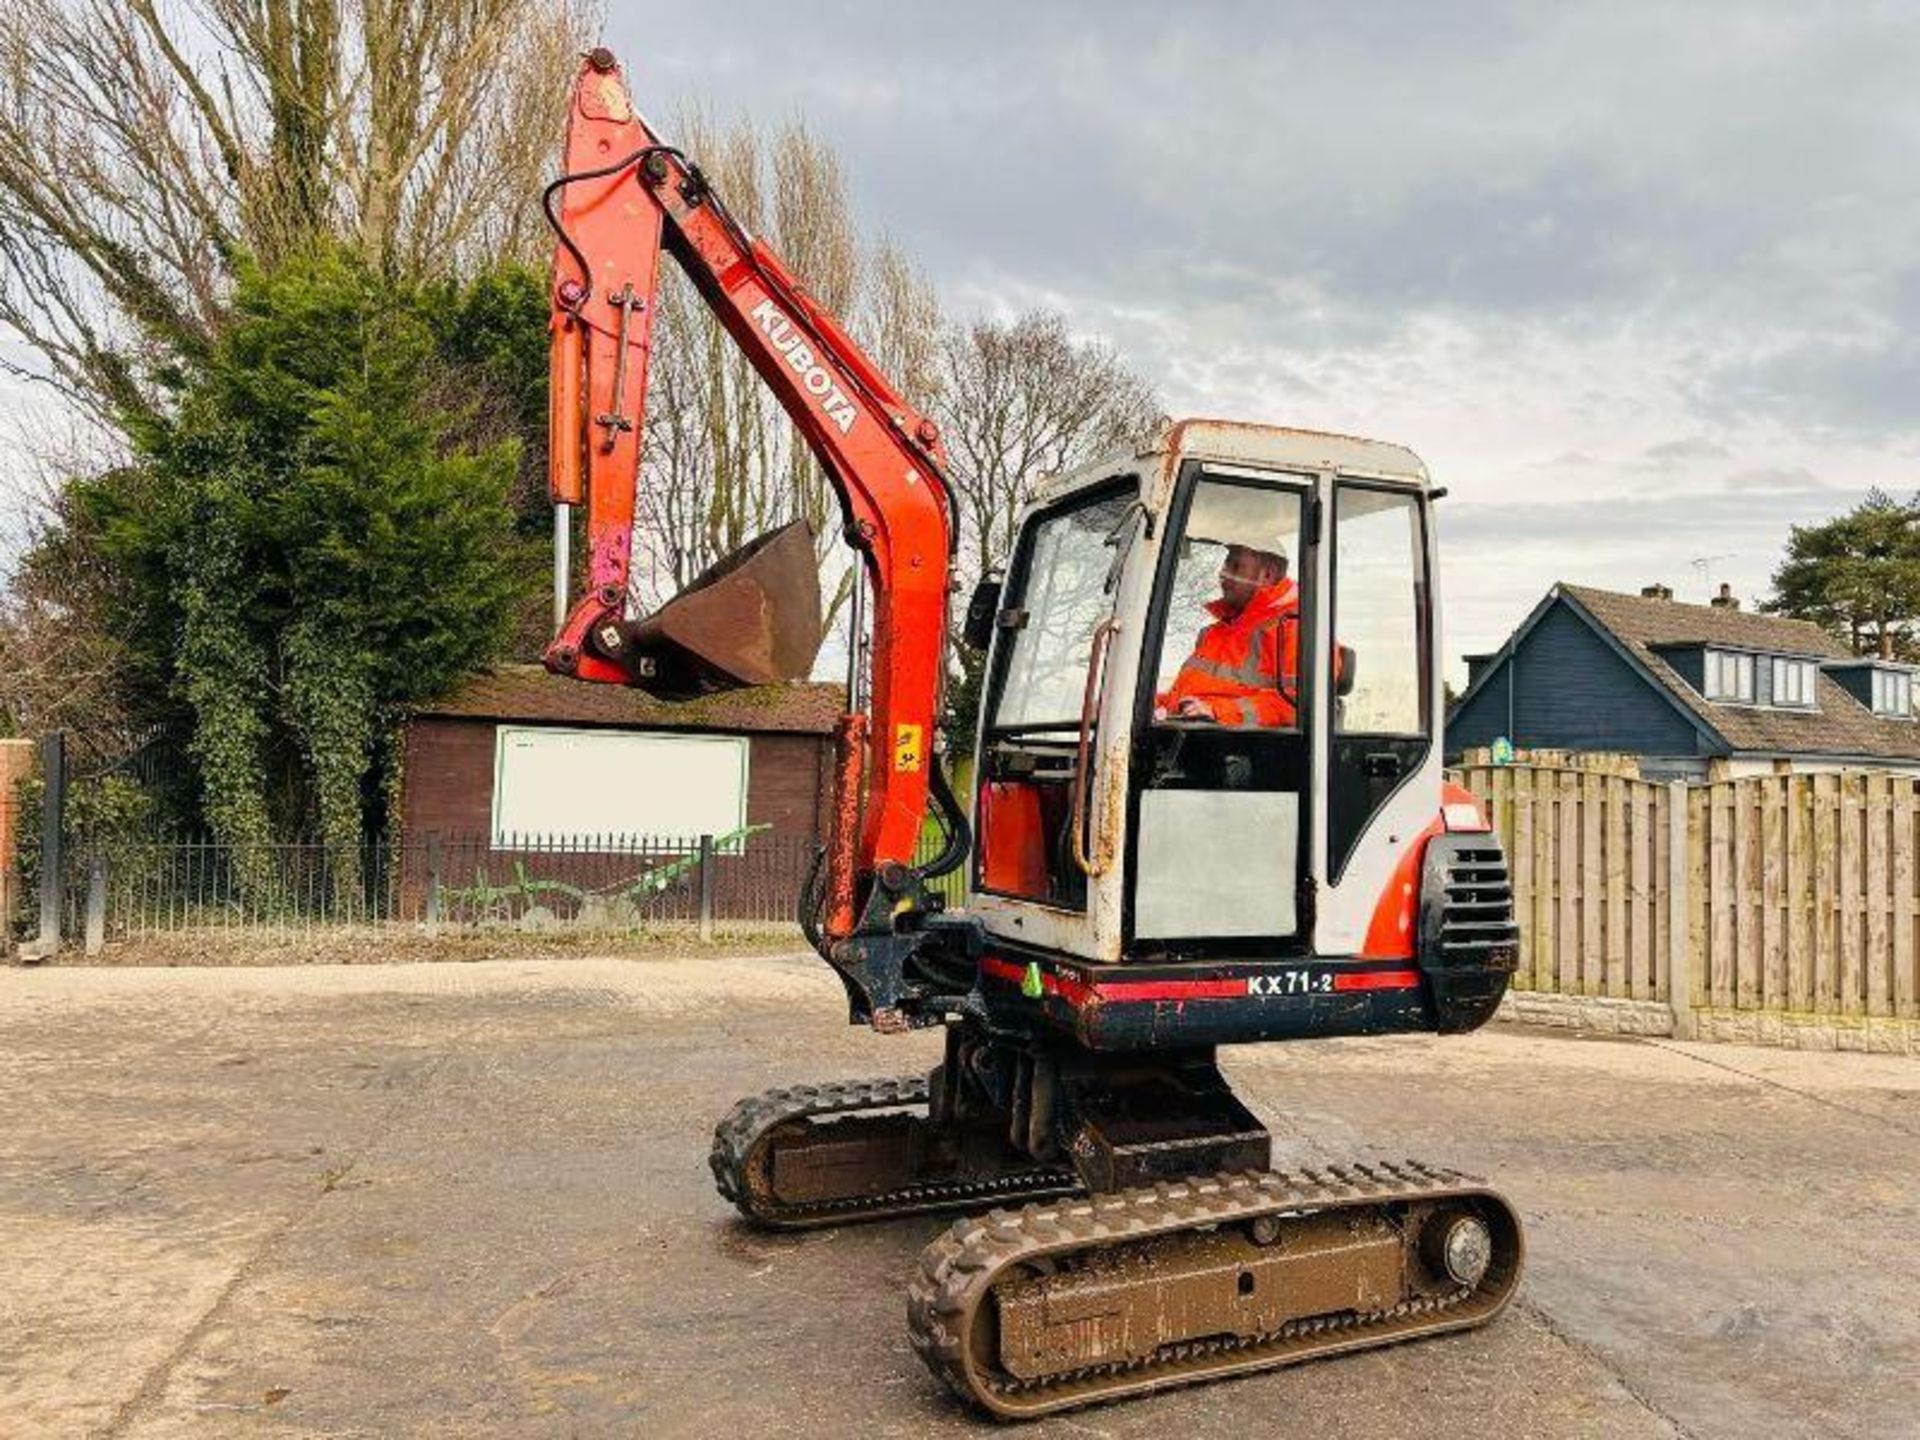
[1448,582,1920,781]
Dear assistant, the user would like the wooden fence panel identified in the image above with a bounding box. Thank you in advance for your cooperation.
[1452,763,1920,1021]
[1788,776,1813,1012]
[1708,783,1734,1009]
[1760,776,1785,1010]
[1558,770,1580,993]
[1581,771,1604,994]
[1695,783,1713,1005]
[1813,774,1838,1014]
[1653,783,1672,1002]
[1536,771,1558,993]
[1898,782,1918,1019]
[1734,781,1757,1008]
[1631,782,1653,1000]
[1840,774,1864,1015]
[1511,769,1536,990]
[1867,774,1890,1018]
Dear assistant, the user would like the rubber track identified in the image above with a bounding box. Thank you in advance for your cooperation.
[907,1159,1524,1419]
[708,1077,1083,1230]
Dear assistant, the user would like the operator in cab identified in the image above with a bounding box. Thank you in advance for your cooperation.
[1154,542,1300,727]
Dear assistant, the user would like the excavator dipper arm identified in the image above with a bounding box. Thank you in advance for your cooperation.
[543,50,958,950]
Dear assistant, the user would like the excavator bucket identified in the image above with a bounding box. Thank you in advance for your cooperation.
[612,520,824,698]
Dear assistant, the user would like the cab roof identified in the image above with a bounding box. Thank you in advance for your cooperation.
[1032,417,1432,500]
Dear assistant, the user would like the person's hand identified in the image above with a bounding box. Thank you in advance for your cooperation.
[1152,703,1169,721]
[1175,697,1209,719]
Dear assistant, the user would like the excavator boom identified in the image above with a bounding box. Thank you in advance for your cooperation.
[543,49,958,938]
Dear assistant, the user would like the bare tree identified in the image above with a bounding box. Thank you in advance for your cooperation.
[934,309,1162,593]
[0,0,588,416]
[632,111,943,633]
[927,310,1161,738]
[0,419,144,745]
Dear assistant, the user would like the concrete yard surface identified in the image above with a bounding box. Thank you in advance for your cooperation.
[1,955,1916,1439]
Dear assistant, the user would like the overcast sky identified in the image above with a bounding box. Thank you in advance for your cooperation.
[4,4,1917,681]
[607,0,1920,676]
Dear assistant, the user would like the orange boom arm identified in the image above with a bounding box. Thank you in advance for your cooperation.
[543,50,957,948]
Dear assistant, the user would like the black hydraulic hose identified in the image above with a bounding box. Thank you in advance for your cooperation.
[541,144,686,310]
[916,757,972,882]
[798,843,828,954]
[543,141,959,552]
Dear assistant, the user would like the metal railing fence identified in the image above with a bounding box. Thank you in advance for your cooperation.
[32,822,970,953]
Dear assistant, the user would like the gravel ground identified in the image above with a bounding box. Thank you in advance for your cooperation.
[1,953,1915,1438]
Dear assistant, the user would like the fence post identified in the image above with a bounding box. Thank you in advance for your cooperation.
[84,851,105,957]
[28,730,66,960]
[425,833,443,936]
[1667,780,1695,1039]
[698,833,715,943]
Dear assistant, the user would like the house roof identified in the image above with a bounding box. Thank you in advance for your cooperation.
[414,665,844,736]
[1553,586,1920,761]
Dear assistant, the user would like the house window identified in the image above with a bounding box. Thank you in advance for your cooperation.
[1871,668,1913,718]
[1770,657,1815,708]
[1705,650,1754,703]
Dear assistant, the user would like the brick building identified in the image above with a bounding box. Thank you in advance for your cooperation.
[399,666,842,847]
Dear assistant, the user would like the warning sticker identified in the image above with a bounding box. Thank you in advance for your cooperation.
[893,724,924,773]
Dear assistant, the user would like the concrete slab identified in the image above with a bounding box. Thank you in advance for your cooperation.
[0,956,1913,1438]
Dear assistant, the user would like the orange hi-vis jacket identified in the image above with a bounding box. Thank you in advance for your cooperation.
[1157,579,1301,727]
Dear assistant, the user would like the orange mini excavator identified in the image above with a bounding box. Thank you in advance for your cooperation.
[544,48,1524,1418]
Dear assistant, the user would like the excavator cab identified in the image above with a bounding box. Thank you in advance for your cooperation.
[965,421,1514,1050]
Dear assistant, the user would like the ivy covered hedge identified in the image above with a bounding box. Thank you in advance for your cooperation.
[9,771,156,939]
[63,243,548,901]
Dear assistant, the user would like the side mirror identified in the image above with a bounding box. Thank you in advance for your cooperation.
[962,575,1002,650]
[1336,645,1357,698]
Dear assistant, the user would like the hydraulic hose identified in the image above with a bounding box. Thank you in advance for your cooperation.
[916,758,972,882]
[541,144,685,310]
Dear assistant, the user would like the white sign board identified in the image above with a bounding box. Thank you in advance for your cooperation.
[491,727,749,849]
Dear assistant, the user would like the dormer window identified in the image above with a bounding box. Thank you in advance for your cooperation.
[1770,657,1816,708]
[1704,649,1754,703]
[1871,667,1912,718]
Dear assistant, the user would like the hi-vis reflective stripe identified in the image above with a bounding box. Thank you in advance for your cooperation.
[1180,617,1284,688]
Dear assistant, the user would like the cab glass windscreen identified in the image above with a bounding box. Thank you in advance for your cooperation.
[1151,480,1304,721]
[993,490,1137,730]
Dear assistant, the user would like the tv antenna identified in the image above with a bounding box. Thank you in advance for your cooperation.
[1690,552,1735,592]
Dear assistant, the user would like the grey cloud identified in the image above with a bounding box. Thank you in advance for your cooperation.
[1637,437,1732,470]
[610,2,1920,437]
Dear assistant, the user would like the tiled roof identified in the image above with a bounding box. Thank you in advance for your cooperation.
[1559,586,1920,760]
[414,665,843,735]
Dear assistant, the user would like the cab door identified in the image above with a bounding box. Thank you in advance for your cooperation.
[1317,480,1440,954]
[970,480,1142,959]
[1124,463,1315,959]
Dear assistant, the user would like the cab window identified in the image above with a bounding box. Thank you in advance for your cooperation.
[1151,479,1304,730]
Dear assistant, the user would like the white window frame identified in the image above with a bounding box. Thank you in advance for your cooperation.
[1872,668,1913,719]
[1770,657,1815,709]
[1706,649,1755,704]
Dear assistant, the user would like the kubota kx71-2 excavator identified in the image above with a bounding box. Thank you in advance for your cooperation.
[545,49,1524,1418]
